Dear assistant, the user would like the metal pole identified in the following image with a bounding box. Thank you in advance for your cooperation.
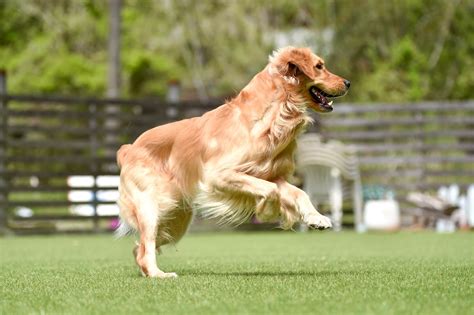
[103,0,122,232]
[105,0,121,172]
[107,0,121,98]
[0,70,8,234]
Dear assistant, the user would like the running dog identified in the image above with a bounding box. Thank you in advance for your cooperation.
[116,46,350,278]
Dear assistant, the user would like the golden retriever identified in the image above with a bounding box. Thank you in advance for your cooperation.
[116,46,350,278]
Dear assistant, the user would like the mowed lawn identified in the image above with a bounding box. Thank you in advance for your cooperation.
[0,232,473,315]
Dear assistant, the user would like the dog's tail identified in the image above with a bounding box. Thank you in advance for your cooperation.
[115,143,135,239]
[114,217,136,239]
[116,144,132,168]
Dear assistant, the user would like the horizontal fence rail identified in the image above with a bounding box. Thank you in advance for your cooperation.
[0,92,473,233]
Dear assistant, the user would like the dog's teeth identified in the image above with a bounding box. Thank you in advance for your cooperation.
[328,100,333,105]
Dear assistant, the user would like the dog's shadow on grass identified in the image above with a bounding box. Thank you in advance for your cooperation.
[178,270,351,277]
[127,270,355,279]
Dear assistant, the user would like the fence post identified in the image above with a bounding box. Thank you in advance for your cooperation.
[0,70,8,234]
[89,102,100,232]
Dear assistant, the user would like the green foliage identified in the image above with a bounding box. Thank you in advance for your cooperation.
[0,1,108,95]
[17,51,106,94]
[0,0,473,100]
[328,0,474,102]
[125,50,181,96]
[355,37,429,102]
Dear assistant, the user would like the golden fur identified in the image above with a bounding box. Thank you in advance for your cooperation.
[116,46,349,278]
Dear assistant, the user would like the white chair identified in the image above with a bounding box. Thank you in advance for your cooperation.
[296,134,364,232]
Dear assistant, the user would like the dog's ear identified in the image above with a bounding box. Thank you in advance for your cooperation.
[276,48,316,80]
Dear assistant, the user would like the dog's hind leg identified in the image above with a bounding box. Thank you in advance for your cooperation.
[156,207,193,249]
[134,192,178,279]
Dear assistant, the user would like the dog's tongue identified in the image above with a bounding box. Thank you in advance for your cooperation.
[313,89,327,104]
[310,87,333,108]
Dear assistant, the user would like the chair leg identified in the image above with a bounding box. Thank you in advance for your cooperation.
[330,168,343,232]
[353,177,365,233]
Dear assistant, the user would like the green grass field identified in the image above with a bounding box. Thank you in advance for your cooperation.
[1,232,473,314]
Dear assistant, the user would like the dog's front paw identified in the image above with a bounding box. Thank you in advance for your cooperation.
[304,214,332,230]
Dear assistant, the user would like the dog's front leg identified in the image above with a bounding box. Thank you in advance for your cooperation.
[276,180,332,230]
[209,170,281,220]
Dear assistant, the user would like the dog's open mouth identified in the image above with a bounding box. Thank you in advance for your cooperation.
[309,86,336,112]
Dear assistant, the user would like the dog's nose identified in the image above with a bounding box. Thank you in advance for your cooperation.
[344,80,351,88]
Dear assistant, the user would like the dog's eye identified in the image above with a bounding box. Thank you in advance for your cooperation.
[316,64,324,70]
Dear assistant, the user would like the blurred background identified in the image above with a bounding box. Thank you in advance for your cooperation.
[0,0,473,234]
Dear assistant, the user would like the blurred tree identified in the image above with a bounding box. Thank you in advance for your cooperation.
[0,0,472,101]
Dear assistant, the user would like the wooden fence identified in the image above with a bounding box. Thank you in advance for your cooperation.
[0,90,473,233]
[0,93,220,233]
[322,101,474,196]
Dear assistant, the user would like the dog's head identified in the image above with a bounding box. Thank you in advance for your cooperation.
[269,46,350,112]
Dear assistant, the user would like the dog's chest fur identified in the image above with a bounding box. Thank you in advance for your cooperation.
[196,102,309,226]
[239,100,310,180]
